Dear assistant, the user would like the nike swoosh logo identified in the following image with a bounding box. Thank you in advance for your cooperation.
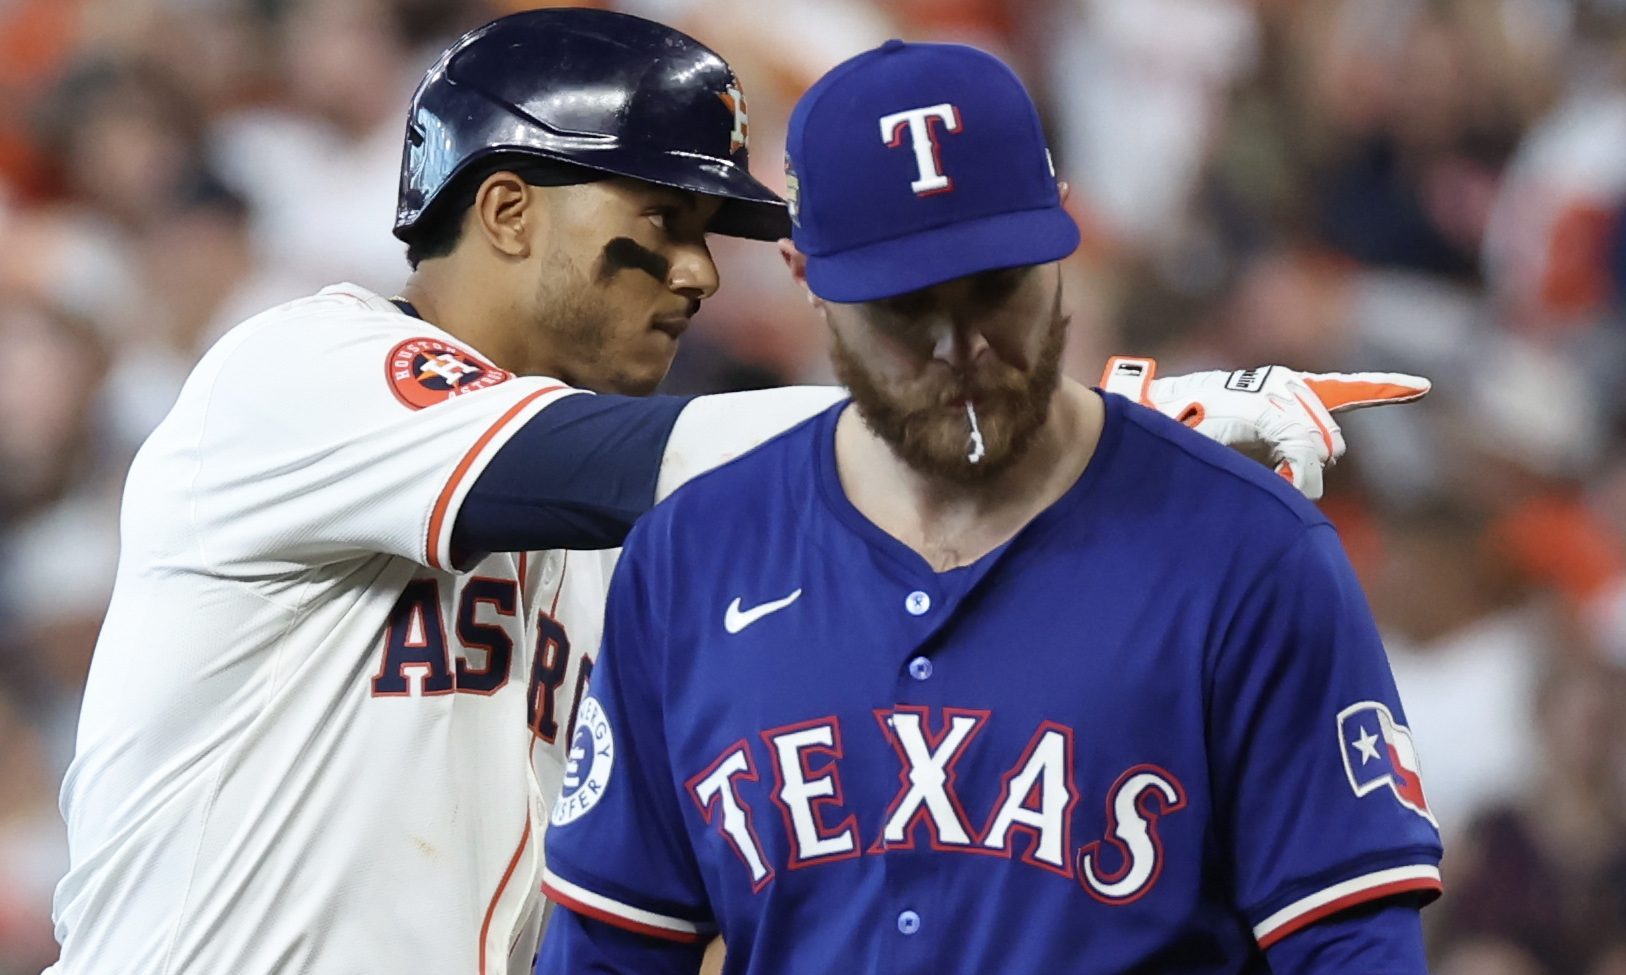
[724,589,803,634]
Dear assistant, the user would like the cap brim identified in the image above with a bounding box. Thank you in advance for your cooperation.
[802,205,1080,302]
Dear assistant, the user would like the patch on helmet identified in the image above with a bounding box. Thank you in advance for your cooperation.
[784,158,801,225]
[1337,701,1436,827]
[551,696,615,826]
[386,337,510,410]
[718,80,749,155]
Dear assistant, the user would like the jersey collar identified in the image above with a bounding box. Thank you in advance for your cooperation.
[810,393,1125,585]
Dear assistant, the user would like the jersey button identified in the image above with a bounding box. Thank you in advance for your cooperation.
[896,910,921,935]
[908,657,933,681]
[905,590,931,615]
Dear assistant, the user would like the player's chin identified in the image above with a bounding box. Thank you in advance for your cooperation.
[899,436,1014,483]
[617,365,670,397]
[598,351,674,396]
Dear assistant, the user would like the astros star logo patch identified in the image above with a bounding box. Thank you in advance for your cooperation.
[385,337,511,410]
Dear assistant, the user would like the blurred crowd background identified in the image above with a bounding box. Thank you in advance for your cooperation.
[1,0,1625,971]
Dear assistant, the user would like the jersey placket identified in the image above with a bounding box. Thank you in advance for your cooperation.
[872,556,1004,973]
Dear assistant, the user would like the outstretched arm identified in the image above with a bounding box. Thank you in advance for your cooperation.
[657,360,1433,505]
[456,357,1428,558]
[659,358,1434,505]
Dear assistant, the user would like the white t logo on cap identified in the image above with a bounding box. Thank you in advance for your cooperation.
[879,103,962,196]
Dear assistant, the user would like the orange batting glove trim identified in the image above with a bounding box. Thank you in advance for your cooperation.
[1303,373,1431,413]
[1100,356,1157,406]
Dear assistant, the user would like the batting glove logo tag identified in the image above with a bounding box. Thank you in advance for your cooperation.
[551,695,615,826]
[1223,367,1274,393]
[386,337,511,410]
[1337,701,1436,827]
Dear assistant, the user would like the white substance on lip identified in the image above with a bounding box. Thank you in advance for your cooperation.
[965,401,985,464]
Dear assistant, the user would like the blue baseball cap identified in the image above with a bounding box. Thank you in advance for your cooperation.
[785,39,1080,303]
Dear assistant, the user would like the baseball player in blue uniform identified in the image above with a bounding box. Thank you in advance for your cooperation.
[537,40,1442,974]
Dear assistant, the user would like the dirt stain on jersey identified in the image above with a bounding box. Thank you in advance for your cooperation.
[410,834,439,859]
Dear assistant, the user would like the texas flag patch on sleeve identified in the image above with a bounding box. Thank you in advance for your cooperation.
[1337,702,1436,827]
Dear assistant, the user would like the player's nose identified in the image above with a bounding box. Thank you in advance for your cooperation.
[668,242,720,301]
[931,320,991,369]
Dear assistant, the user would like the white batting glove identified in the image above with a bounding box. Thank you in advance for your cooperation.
[1100,357,1431,500]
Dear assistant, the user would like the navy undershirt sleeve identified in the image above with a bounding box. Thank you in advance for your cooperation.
[451,392,693,557]
[1264,901,1429,975]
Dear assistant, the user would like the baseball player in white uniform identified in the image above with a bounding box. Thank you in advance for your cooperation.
[44,10,1425,975]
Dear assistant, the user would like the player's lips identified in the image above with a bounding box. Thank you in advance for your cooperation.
[935,382,1002,407]
[651,300,698,340]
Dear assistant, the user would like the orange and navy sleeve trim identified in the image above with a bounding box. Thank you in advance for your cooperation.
[541,867,715,944]
[1253,864,1442,949]
[426,385,568,570]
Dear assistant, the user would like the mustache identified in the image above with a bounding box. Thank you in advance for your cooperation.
[929,364,1030,407]
[930,283,1069,406]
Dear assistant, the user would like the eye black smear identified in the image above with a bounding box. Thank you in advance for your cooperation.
[598,237,669,283]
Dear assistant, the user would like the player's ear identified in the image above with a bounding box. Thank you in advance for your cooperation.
[777,238,822,310]
[472,171,534,259]
[1057,179,1070,205]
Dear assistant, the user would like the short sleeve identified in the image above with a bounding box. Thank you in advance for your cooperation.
[1208,525,1443,949]
[1263,901,1428,974]
[541,534,715,944]
[186,309,583,571]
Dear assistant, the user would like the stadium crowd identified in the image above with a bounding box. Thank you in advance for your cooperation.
[2,0,1625,971]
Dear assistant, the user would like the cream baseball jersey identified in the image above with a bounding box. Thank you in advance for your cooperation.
[45,283,702,975]
[539,395,1444,973]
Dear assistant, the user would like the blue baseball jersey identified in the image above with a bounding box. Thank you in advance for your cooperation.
[540,392,1443,973]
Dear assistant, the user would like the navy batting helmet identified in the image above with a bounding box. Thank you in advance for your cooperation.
[393,8,789,243]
